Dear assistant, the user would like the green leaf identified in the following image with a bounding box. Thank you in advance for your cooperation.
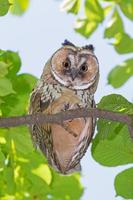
[91,94,133,167]
[60,0,81,15]
[50,172,83,200]
[3,167,15,194]
[6,127,33,155]
[0,78,15,96]
[0,0,10,16]
[1,73,37,116]
[119,0,133,21]
[0,98,4,105]
[115,167,133,199]
[102,0,117,1]
[92,126,133,166]
[113,33,133,54]
[97,94,133,114]
[0,149,5,168]
[104,9,124,38]
[74,0,104,38]
[10,0,30,15]
[32,164,52,185]
[108,58,133,88]
[0,61,8,77]
[103,5,113,17]
[12,73,37,95]
[85,0,104,22]
[75,18,98,38]
[0,50,21,77]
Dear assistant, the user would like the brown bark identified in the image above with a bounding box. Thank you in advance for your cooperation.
[0,108,132,137]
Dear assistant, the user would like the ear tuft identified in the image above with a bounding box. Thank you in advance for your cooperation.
[84,44,94,52]
[62,39,75,47]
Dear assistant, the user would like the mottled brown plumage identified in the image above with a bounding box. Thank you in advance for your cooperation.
[29,41,99,174]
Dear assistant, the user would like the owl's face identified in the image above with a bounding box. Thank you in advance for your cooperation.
[50,44,99,90]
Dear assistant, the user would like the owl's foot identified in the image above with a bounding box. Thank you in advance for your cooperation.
[62,103,73,122]
[64,103,70,111]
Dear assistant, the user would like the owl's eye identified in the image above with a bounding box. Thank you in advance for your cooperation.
[63,59,71,69]
[80,63,88,72]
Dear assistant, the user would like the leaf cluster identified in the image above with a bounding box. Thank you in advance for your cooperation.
[92,94,133,199]
[0,0,30,16]
[61,0,133,88]
[61,1,133,198]
[0,50,83,200]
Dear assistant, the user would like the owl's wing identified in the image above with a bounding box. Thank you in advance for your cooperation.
[29,85,66,172]
[29,88,52,153]
[65,99,96,172]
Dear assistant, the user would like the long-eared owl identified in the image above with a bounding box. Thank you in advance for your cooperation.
[29,40,99,174]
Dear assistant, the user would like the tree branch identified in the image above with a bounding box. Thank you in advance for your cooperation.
[0,108,133,138]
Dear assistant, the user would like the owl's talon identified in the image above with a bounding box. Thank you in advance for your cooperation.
[64,103,70,111]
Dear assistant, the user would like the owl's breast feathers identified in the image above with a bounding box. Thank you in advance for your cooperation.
[29,72,95,174]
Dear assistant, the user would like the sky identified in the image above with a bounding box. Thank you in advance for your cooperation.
[0,0,133,200]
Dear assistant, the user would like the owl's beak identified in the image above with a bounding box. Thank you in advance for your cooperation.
[71,68,79,81]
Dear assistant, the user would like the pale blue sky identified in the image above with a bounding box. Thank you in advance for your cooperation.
[0,0,133,200]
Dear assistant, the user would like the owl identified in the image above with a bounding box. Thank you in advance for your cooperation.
[29,40,99,174]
